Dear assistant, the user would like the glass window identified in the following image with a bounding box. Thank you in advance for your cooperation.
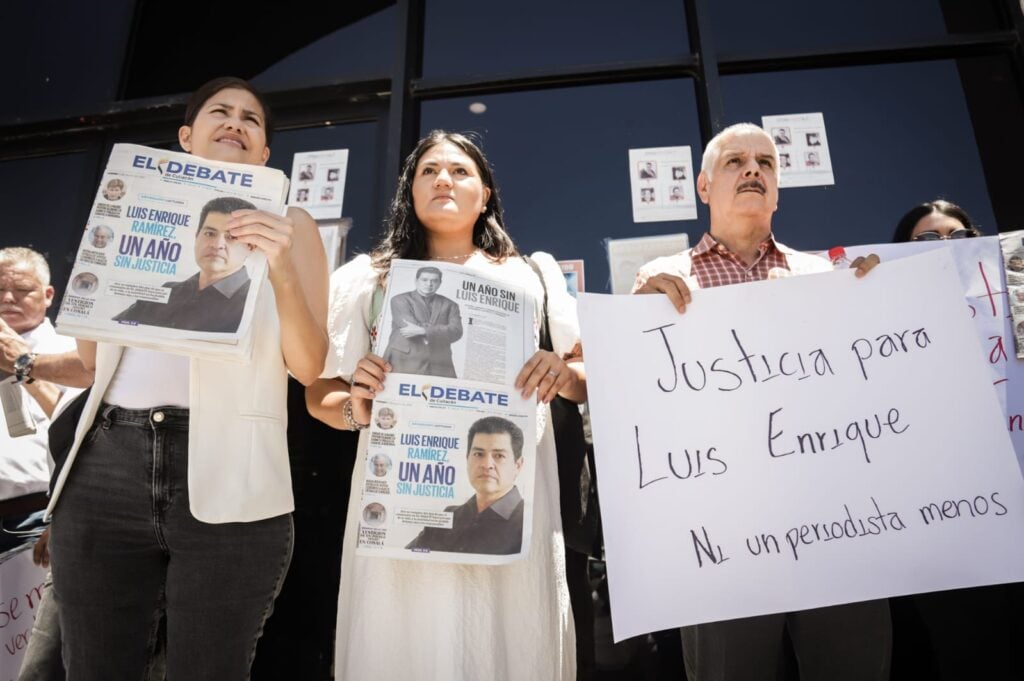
[0,0,134,123]
[267,122,387,263]
[421,79,703,292]
[0,152,96,300]
[720,60,995,250]
[952,54,1024,232]
[252,5,396,91]
[423,0,689,80]
[710,0,1000,56]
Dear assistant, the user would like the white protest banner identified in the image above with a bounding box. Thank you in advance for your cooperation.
[0,546,48,679]
[844,238,1023,468]
[579,249,1024,641]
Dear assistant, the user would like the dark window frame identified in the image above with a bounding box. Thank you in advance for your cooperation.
[0,0,1021,240]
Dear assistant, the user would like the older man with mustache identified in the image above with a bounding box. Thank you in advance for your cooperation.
[632,123,886,681]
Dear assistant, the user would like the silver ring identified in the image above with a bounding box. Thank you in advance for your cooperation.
[547,370,559,377]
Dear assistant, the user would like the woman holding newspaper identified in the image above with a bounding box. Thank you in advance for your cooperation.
[46,77,328,680]
[307,130,586,680]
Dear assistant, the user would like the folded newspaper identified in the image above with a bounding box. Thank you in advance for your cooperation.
[1001,230,1024,359]
[1,376,36,438]
[354,259,539,565]
[56,144,289,362]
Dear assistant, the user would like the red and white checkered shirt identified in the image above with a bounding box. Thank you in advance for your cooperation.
[634,232,832,292]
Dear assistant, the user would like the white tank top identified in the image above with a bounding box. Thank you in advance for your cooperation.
[103,347,190,408]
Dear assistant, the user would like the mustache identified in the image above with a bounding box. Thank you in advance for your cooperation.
[737,179,766,193]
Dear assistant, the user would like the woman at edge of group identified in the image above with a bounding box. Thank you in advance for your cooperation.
[887,198,1024,681]
[306,130,584,679]
[46,77,328,680]
[891,199,981,242]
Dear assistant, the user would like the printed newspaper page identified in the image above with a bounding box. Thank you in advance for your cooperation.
[1000,230,1024,358]
[354,259,538,564]
[55,144,289,362]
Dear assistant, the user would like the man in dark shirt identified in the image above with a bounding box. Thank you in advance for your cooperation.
[407,416,525,555]
[383,266,463,378]
[114,196,255,333]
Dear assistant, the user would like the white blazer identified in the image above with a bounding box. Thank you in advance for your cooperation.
[46,282,293,524]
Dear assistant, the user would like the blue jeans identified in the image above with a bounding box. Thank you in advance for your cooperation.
[49,406,293,681]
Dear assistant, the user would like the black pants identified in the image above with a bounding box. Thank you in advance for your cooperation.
[681,600,892,681]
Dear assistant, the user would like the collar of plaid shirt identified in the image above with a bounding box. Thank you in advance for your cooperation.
[690,231,798,289]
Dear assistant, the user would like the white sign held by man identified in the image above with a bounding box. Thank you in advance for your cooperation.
[579,249,1024,641]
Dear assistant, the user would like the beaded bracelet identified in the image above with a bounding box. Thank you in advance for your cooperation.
[343,399,369,431]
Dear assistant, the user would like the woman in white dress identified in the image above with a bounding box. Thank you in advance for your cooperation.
[307,130,585,680]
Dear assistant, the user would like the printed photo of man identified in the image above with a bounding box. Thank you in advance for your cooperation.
[113,196,256,333]
[89,225,114,249]
[406,416,525,555]
[638,161,657,179]
[383,266,463,378]
[369,453,393,478]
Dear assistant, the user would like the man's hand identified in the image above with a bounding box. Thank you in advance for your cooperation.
[32,528,50,568]
[0,317,31,373]
[632,272,692,313]
[399,321,426,338]
[850,254,881,278]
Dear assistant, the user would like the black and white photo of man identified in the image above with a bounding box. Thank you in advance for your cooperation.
[383,266,463,378]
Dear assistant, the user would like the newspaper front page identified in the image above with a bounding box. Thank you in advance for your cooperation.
[354,259,538,564]
[1001,230,1024,358]
[55,144,289,362]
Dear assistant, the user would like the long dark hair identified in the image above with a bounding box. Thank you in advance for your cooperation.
[892,199,980,243]
[370,131,518,273]
[183,76,274,146]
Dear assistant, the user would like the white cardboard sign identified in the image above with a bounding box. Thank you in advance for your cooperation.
[0,546,48,679]
[844,238,1023,469]
[579,249,1024,641]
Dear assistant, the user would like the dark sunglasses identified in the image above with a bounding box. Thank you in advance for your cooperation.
[912,228,978,241]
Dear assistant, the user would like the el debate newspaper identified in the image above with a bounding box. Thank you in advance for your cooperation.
[355,259,539,564]
[56,144,289,362]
